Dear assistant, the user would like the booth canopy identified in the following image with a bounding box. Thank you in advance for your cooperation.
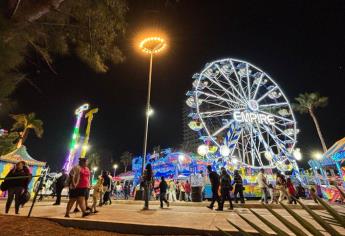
[0,145,46,167]
[324,137,345,162]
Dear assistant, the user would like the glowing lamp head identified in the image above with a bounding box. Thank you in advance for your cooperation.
[219,145,230,157]
[147,108,154,117]
[139,36,166,54]
[293,148,302,161]
[113,164,118,169]
[312,152,323,160]
[93,166,98,171]
[197,144,208,156]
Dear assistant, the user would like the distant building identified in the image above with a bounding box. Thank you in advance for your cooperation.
[181,103,200,153]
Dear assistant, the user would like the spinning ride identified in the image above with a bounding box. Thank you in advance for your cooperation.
[186,58,299,172]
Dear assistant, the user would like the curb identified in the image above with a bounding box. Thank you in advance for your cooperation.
[43,217,262,236]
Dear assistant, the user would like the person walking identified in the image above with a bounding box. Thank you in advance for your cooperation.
[276,173,288,203]
[65,158,91,218]
[206,165,221,210]
[101,170,111,205]
[159,176,169,208]
[184,180,192,201]
[53,169,68,205]
[168,180,177,202]
[91,175,103,213]
[233,170,245,204]
[179,181,185,201]
[123,181,130,200]
[218,168,233,211]
[257,169,268,204]
[286,178,297,204]
[142,163,153,210]
[3,161,31,214]
[115,181,122,200]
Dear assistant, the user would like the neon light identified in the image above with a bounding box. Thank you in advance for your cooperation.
[63,103,89,172]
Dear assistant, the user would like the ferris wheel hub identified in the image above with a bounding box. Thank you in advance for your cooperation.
[247,100,259,112]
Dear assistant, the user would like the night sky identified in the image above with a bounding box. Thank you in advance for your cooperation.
[7,0,345,170]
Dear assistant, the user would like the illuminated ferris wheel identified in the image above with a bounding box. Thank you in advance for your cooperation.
[186,58,299,170]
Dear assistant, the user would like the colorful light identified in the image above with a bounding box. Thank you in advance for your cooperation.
[197,144,208,156]
[63,103,89,172]
[293,148,302,161]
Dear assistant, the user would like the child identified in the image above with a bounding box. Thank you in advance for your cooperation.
[268,184,278,204]
[91,176,104,213]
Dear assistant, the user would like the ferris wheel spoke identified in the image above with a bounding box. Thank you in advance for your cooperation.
[256,85,277,102]
[261,124,289,147]
[197,91,241,106]
[259,102,288,108]
[214,64,248,103]
[251,122,276,163]
[229,60,248,101]
[201,99,232,109]
[211,121,232,137]
[264,122,295,141]
[252,73,264,99]
[249,127,261,166]
[246,63,251,99]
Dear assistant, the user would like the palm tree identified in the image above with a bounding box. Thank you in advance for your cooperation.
[293,92,328,152]
[10,112,43,148]
[88,152,101,170]
[120,151,133,173]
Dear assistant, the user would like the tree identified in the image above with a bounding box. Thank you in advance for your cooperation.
[120,151,133,173]
[292,92,328,152]
[10,112,43,147]
[0,0,128,100]
[0,131,20,155]
[87,152,101,170]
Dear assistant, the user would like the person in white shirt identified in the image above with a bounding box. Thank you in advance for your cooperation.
[257,169,268,204]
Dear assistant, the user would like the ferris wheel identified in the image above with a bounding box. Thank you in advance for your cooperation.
[186,58,299,170]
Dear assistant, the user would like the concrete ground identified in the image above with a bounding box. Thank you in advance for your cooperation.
[0,199,344,235]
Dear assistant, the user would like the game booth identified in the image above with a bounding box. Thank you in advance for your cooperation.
[132,149,281,200]
[0,145,46,197]
[308,137,345,203]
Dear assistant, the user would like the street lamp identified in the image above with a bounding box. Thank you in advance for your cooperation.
[113,164,118,177]
[138,34,167,173]
[312,151,323,160]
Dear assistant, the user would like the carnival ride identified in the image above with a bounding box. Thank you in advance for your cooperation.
[63,104,98,172]
[308,137,345,202]
[186,58,300,174]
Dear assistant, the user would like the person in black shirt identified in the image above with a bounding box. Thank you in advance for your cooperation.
[102,171,111,205]
[53,169,68,205]
[206,165,221,210]
[233,169,245,204]
[142,163,153,210]
[159,176,169,208]
[4,161,32,214]
[218,168,233,211]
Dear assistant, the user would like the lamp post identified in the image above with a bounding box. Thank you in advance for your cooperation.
[113,164,118,177]
[139,36,166,173]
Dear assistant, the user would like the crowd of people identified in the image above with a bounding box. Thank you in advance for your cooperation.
[1,159,308,216]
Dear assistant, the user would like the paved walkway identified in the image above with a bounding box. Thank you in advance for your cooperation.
[1,199,344,235]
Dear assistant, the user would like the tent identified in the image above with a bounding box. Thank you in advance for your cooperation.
[0,146,46,196]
